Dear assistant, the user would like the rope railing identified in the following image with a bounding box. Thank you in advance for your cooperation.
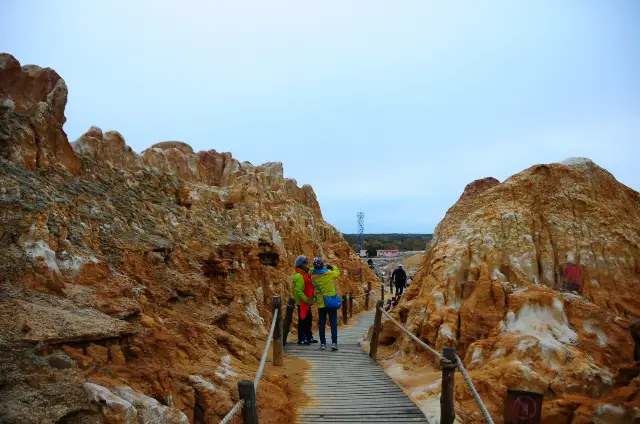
[254,308,279,390]
[219,399,244,424]
[219,284,390,424]
[375,306,495,424]
[351,289,376,299]
[219,300,282,424]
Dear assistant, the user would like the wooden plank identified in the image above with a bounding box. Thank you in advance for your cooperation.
[287,311,429,424]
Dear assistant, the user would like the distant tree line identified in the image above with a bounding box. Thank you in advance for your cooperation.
[342,233,433,254]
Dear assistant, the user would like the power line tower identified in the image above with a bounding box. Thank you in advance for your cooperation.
[357,212,365,253]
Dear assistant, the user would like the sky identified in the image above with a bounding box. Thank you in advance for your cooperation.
[1,1,638,233]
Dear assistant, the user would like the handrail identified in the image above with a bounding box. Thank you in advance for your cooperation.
[377,306,495,424]
[219,399,244,424]
[220,286,387,424]
[219,307,280,424]
[254,308,279,390]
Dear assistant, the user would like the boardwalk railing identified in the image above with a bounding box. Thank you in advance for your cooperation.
[370,300,495,424]
[220,285,391,424]
[219,296,283,424]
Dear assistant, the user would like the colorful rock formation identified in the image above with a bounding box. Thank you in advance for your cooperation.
[383,158,640,423]
[0,53,375,423]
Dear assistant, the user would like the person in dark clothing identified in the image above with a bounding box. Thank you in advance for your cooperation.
[390,264,407,296]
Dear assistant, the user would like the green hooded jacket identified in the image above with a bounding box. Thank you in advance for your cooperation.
[311,266,341,309]
[293,269,311,305]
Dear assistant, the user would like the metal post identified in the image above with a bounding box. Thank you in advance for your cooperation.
[238,380,259,424]
[282,298,295,346]
[349,293,354,317]
[440,347,456,424]
[381,284,384,302]
[369,300,384,360]
[271,296,283,366]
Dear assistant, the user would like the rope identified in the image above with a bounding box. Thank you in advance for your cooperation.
[378,307,494,423]
[379,307,442,359]
[218,399,244,424]
[351,289,378,299]
[219,308,279,423]
[455,356,495,424]
[254,308,279,390]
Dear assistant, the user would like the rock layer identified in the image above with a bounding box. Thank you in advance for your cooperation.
[383,158,640,423]
[0,53,375,424]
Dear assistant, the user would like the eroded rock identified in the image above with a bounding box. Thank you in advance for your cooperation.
[0,52,375,424]
[383,159,640,422]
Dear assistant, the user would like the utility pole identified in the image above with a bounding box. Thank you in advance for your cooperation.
[357,211,365,254]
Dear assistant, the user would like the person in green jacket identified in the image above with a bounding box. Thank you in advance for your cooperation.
[311,257,341,351]
[292,255,317,345]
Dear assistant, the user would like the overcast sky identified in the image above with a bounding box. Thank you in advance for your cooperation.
[2,1,638,233]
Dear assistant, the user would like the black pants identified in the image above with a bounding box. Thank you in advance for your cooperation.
[297,305,313,342]
[395,283,405,296]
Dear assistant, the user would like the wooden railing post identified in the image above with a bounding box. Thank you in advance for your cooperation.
[342,294,348,325]
[271,296,283,366]
[440,347,456,424]
[385,299,392,311]
[365,281,372,310]
[381,284,384,302]
[349,293,354,317]
[369,300,384,360]
[282,298,295,346]
[238,380,259,424]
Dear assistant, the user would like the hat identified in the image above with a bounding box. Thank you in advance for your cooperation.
[398,264,403,267]
[313,257,325,269]
[295,255,308,267]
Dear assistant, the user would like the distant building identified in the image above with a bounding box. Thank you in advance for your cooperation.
[377,249,399,257]
[359,250,367,257]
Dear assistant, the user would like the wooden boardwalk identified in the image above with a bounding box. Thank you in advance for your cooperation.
[285,311,429,423]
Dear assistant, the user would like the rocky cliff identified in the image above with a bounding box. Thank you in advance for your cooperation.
[0,53,375,424]
[381,158,640,423]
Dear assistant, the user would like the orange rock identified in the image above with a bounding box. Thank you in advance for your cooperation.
[87,344,109,367]
[0,53,80,172]
[109,345,126,366]
[383,158,640,422]
[0,52,379,424]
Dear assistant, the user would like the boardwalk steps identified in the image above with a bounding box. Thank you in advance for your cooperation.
[285,311,429,423]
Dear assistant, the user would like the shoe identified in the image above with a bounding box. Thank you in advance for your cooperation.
[297,340,310,345]
[308,338,319,344]
[320,344,327,350]
[331,343,339,351]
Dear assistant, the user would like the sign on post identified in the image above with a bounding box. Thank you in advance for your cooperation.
[348,268,362,277]
[504,390,543,424]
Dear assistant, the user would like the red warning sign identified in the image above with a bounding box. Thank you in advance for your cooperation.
[504,390,543,424]
[513,395,537,420]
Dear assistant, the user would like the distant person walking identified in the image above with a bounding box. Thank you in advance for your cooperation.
[293,255,317,345]
[311,257,341,351]
[390,264,407,296]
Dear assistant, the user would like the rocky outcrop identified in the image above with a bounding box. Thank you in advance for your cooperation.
[0,53,374,423]
[0,53,80,173]
[382,158,640,423]
[72,126,142,170]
